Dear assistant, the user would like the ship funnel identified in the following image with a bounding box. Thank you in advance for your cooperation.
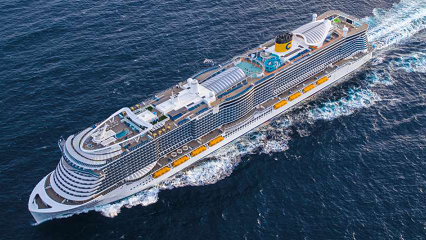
[343,26,348,37]
[312,13,317,22]
[275,32,293,53]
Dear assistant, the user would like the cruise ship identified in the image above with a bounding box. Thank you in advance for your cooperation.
[29,10,373,223]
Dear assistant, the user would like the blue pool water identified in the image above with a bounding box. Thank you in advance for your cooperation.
[237,61,261,75]
[115,130,128,139]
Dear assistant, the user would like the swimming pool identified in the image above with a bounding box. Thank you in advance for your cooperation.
[115,129,128,139]
[237,61,261,75]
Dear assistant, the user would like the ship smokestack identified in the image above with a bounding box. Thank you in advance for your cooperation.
[275,32,293,53]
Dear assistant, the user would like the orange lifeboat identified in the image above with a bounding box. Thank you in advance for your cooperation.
[172,156,189,167]
[152,166,171,178]
[273,99,288,110]
[190,145,207,157]
[302,84,315,93]
[316,76,329,85]
[288,92,302,101]
[208,136,224,147]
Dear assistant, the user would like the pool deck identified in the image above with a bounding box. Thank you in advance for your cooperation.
[237,61,262,76]
[82,115,142,151]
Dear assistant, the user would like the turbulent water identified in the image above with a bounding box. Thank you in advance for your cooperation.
[1,0,426,239]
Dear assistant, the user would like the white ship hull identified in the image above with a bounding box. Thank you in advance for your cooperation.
[30,51,372,224]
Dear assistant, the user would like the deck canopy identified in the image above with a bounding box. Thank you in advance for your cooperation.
[292,19,332,47]
[201,67,246,94]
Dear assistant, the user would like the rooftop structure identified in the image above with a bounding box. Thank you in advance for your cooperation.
[293,19,332,47]
[156,79,216,115]
[201,67,247,94]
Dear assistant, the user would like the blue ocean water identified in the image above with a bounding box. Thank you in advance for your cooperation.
[1,0,426,239]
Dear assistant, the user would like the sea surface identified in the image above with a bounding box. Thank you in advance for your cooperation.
[1,0,426,239]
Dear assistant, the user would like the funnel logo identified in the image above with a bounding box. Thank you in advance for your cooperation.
[286,41,292,50]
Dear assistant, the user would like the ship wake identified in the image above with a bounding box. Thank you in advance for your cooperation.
[391,52,426,73]
[308,88,381,121]
[365,0,426,50]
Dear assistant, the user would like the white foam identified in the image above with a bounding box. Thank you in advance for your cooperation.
[95,187,160,218]
[308,88,381,121]
[391,53,426,73]
[365,0,426,50]
[365,71,394,87]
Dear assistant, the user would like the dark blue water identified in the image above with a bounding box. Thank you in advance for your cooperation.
[1,0,426,239]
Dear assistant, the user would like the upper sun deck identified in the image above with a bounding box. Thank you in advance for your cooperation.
[79,108,153,153]
[73,10,367,156]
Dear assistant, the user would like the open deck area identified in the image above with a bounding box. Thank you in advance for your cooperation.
[82,114,145,151]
